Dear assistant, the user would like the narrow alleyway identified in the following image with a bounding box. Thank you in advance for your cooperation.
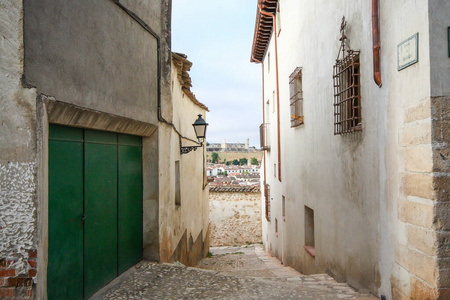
[93,245,377,299]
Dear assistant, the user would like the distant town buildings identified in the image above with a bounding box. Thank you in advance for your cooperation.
[207,139,257,152]
[207,163,260,187]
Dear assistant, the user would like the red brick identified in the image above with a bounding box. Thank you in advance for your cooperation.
[0,269,15,277]
[28,251,37,259]
[27,261,36,269]
[28,270,36,278]
[0,278,4,286]
[0,287,15,297]
[6,277,33,287]
[0,260,13,268]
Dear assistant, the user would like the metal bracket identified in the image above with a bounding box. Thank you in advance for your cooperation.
[180,145,202,155]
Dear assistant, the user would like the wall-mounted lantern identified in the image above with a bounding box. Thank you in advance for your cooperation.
[181,114,208,154]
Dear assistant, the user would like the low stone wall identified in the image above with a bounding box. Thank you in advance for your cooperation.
[209,186,262,246]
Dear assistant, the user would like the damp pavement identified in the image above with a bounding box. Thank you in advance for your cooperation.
[93,244,377,299]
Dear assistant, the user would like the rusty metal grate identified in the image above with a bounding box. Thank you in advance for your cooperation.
[333,17,362,135]
[289,67,303,127]
[264,183,270,221]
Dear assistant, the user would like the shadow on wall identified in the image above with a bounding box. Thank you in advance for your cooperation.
[169,228,210,266]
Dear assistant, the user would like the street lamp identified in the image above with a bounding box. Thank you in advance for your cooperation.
[180,114,208,154]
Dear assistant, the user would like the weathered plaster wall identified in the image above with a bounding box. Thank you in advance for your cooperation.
[0,1,39,298]
[1,1,170,298]
[209,189,262,246]
[23,0,159,125]
[259,0,440,298]
[158,59,209,266]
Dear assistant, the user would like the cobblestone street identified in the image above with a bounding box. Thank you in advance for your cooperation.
[94,245,377,299]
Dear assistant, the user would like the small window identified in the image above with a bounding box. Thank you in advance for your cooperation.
[274,163,276,178]
[282,196,286,220]
[275,218,278,236]
[268,52,271,73]
[304,206,315,257]
[289,67,303,127]
[175,160,181,206]
[264,183,270,221]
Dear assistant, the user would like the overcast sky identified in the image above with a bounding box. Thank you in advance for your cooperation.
[171,0,262,147]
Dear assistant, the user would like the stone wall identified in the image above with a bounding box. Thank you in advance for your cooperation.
[209,187,262,246]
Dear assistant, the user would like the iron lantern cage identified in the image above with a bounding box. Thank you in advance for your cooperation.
[192,114,208,141]
[180,114,209,154]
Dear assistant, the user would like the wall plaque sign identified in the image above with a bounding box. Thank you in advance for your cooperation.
[397,33,419,71]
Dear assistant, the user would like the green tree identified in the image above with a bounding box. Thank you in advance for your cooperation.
[239,158,248,165]
[232,159,239,165]
[211,152,220,163]
[226,161,231,166]
[251,157,258,165]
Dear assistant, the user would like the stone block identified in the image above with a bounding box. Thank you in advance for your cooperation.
[398,200,434,228]
[407,225,437,256]
[395,244,409,270]
[431,96,450,120]
[406,146,433,172]
[436,232,450,258]
[432,119,450,144]
[438,288,450,300]
[410,276,438,300]
[406,98,431,123]
[435,202,450,231]
[399,122,432,146]
[391,287,410,300]
[438,269,450,288]
[433,147,450,173]
[434,175,449,202]
[403,173,435,200]
[391,263,411,296]
[408,249,437,285]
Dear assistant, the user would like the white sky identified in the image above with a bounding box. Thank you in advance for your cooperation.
[171,0,262,147]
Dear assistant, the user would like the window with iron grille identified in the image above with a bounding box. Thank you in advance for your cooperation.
[333,17,362,135]
[264,183,270,221]
[289,67,303,127]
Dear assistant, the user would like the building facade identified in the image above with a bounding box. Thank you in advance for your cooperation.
[251,0,449,299]
[0,0,209,299]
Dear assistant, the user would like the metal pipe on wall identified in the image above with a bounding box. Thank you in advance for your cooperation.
[372,0,382,87]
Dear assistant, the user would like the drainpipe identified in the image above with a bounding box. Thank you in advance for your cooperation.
[372,0,382,87]
[259,5,282,182]
[113,0,201,145]
[252,54,267,187]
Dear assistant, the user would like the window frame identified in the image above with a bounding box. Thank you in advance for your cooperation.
[289,67,304,127]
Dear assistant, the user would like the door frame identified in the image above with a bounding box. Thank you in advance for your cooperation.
[36,98,159,299]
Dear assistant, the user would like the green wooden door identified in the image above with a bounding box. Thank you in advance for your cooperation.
[84,130,118,298]
[48,125,84,300]
[48,125,143,300]
[118,134,143,274]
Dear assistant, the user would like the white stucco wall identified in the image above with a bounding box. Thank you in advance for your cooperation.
[258,0,437,298]
[158,60,209,263]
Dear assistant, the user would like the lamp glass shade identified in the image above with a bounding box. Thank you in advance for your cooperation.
[192,114,208,140]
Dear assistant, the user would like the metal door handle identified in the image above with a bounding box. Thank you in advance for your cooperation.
[81,214,86,224]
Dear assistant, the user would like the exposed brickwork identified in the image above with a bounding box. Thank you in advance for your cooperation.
[0,251,37,299]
